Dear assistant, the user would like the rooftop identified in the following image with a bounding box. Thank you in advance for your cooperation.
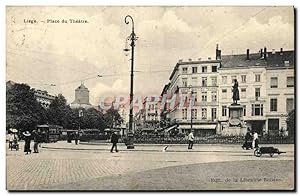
[76,83,89,91]
[221,50,294,68]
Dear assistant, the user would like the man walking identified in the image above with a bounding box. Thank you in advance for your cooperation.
[188,130,194,150]
[110,131,119,153]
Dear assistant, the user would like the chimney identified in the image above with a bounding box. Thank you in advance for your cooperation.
[263,47,267,60]
[246,49,250,60]
[216,44,221,60]
[260,48,263,58]
[280,48,283,55]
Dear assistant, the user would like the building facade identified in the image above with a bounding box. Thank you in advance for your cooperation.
[134,97,161,134]
[34,89,56,108]
[161,47,294,136]
[163,56,222,137]
[6,80,56,108]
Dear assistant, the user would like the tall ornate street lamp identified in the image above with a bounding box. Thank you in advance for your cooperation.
[188,85,194,132]
[124,15,138,149]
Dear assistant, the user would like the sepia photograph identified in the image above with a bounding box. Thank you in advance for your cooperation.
[5,6,295,191]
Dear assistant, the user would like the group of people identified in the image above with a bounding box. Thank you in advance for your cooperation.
[187,129,259,151]
[243,129,259,150]
[22,130,41,155]
[9,128,259,154]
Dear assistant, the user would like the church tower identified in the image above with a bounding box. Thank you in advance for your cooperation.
[70,82,92,109]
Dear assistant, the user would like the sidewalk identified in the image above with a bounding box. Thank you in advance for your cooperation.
[40,141,294,153]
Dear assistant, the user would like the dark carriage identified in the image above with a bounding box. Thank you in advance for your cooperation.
[254,147,286,157]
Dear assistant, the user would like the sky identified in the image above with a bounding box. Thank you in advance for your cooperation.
[6,6,294,105]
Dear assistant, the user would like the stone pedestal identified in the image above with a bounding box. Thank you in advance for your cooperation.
[229,104,243,126]
[220,104,247,136]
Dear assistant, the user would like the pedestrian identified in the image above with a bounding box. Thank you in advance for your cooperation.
[33,130,41,153]
[242,129,253,150]
[188,130,194,150]
[110,131,119,153]
[8,132,14,149]
[74,131,79,145]
[252,131,259,149]
[23,131,32,155]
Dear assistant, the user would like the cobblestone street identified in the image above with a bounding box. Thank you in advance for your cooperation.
[6,142,294,190]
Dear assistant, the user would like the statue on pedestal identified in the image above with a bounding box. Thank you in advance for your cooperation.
[232,79,240,104]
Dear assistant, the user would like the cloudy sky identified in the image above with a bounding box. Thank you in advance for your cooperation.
[6,6,294,105]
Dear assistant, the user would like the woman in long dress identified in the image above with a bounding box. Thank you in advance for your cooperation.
[23,131,32,154]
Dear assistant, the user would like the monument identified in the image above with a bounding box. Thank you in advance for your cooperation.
[221,79,247,136]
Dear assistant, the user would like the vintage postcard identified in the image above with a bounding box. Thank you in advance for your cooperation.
[6,6,295,191]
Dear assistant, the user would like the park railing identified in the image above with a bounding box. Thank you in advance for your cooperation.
[132,135,294,144]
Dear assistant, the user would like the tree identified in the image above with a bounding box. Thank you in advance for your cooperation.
[46,94,73,128]
[104,108,124,128]
[287,109,295,139]
[6,83,45,132]
[79,108,106,130]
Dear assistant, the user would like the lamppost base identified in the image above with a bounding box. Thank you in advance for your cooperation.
[126,133,134,149]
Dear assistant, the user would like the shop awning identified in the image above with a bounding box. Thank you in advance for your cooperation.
[164,125,177,133]
[179,124,217,130]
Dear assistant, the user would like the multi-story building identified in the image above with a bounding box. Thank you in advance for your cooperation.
[161,47,294,136]
[6,80,56,108]
[218,49,268,135]
[163,53,222,137]
[265,50,294,136]
[135,97,161,133]
[218,48,294,135]
[34,89,56,108]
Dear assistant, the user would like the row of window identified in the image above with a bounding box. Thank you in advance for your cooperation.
[185,88,281,103]
[270,98,294,112]
[184,92,217,102]
[221,87,261,99]
[221,75,294,88]
[220,98,294,118]
[270,76,294,88]
[182,76,217,87]
[181,98,294,120]
[200,92,217,102]
[182,108,217,120]
[182,75,294,89]
[221,74,261,84]
[182,65,218,74]
[184,88,294,107]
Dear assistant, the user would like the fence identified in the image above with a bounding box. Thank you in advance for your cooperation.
[132,135,294,144]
